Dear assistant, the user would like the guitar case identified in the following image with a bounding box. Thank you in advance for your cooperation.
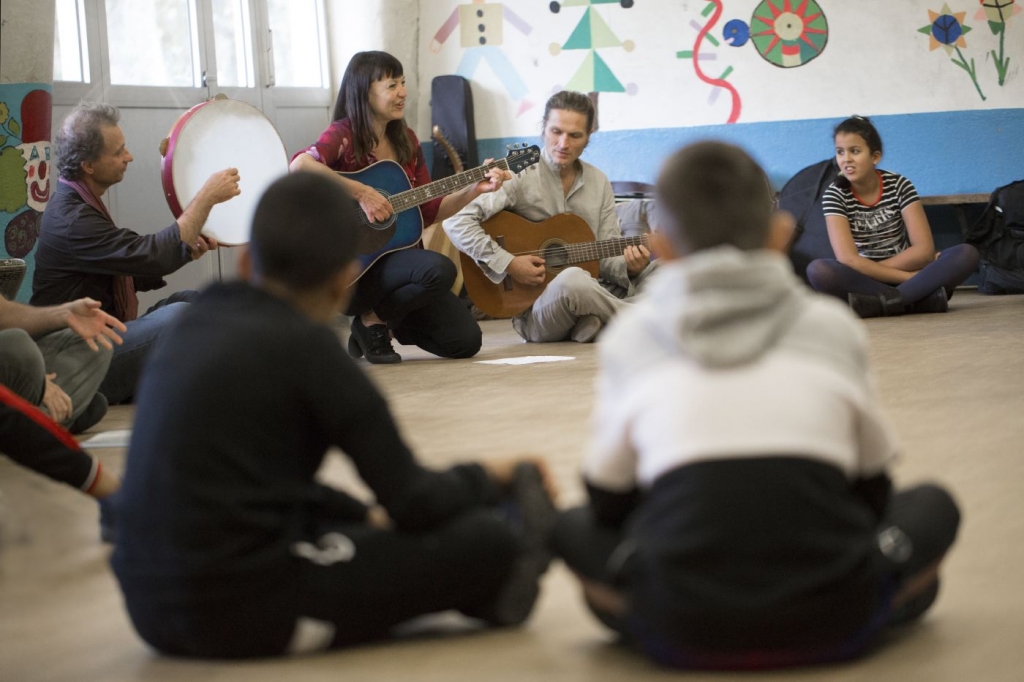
[431,75,477,180]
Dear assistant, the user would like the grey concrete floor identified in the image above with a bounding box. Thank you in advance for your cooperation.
[1,290,1022,681]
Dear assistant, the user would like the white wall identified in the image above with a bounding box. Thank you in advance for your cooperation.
[413,0,1022,140]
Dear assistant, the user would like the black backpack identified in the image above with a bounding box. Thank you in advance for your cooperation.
[778,158,840,283]
[964,179,1024,294]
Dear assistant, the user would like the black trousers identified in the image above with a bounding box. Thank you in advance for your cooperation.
[122,508,518,658]
[552,483,960,667]
[347,249,481,359]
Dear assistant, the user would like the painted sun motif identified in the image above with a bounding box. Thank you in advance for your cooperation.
[750,0,828,68]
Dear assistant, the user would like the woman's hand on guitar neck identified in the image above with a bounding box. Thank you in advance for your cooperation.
[507,255,547,286]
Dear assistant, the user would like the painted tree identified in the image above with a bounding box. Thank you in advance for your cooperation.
[549,0,637,126]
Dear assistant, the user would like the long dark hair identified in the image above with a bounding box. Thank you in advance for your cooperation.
[833,115,883,189]
[332,51,413,166]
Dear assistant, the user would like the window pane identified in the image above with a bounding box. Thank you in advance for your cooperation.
[211,0,253,87]
[266,0,325,87]
[54,0,89,82]
[105,0,199,87]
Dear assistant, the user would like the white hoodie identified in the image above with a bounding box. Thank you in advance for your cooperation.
[585,245,899,492]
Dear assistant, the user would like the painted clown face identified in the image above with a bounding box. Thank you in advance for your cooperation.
[18,141,51,212]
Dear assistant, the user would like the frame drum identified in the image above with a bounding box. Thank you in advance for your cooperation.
[160,98,288,245]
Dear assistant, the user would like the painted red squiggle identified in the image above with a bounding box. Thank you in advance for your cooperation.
[692,0,741,124]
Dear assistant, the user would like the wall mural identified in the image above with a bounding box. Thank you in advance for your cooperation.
[678,0,828,125]
[0,85,52,301]
[420,1,1022,141]
[548,0,637,120]
[977,0,1020,86]
[918,1,1020,101]
[920,4,986,100]
[429,1,537,116]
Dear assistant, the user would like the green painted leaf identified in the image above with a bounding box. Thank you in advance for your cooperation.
[9,118,20,136]
[0,135,7,147]
[988,20,1004,34]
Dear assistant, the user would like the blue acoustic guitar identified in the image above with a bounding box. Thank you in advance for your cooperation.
[339,144,540,280]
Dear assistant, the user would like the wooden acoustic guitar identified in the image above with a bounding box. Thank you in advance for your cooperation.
[339,144,540,280]
[461,211,650,319]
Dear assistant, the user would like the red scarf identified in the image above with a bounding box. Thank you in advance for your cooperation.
[59,178,139,322]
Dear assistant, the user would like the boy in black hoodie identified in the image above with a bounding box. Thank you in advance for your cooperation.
[111,173,556,658]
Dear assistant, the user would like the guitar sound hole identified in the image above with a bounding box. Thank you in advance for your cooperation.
[543,242,570,269]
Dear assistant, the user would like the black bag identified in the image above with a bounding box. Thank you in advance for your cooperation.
[778,159,840,282]
[430,75,478,180]
[964,179,1024,294]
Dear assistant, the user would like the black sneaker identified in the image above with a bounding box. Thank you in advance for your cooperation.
[907,288,949,314]
[484,463,557,626]
[68,393,108,435]
[348,316,401,364]
[848,290,904,319]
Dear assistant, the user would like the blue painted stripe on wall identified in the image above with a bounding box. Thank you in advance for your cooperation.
[472,108,1023,197]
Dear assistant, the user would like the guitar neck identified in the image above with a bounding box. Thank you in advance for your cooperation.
[565,234,650,265]
[389,159,509,213]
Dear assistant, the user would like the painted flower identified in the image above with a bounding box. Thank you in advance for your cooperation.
[0,102,9,126]
[919,3,973,55]
[975,0,1021,25]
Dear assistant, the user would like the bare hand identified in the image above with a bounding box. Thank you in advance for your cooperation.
[201,167,241,205]
[42,374,72,423]
[507,255,547,286]
[352,180,393,224]
[65,298,126,351]
[475,160,512,195]
[624,244,651,277]
[189,235,219,261]
[88,465,122,499]
[366,505,392,530]
[484,456,560,503]
[429,39,442,54]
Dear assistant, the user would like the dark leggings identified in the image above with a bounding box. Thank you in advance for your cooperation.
[806,243,979,305]
[552,483,960,668]
[347,249,481,359]
[122,509,519,658]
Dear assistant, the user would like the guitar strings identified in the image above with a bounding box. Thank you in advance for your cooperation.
[506,233,650,260]
[389,153,534,213]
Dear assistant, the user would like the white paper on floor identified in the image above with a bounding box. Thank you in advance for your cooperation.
[79,429,132,448]
[476,356,575,365]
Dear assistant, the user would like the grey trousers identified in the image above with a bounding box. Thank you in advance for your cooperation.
[511,267,633,343]
[0,328,112,426]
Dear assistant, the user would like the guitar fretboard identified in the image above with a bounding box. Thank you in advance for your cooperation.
[389,159,512,213]
[565,234,650,265]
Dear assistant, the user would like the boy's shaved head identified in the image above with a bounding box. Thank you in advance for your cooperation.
[249,172,360,291]
[656,141,774,255]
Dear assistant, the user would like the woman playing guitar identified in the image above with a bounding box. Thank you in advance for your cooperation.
[290,51,510,364]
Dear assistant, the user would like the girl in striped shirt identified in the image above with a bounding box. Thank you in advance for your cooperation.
[807,116,979,318]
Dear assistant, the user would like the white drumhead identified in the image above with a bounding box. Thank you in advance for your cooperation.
[169,100,288,245]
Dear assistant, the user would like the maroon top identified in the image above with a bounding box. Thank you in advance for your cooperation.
[293,118,443,226]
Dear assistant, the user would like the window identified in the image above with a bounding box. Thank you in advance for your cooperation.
[105,0,202,87]
[211,0,254,87]
[52,0,331,100]
[53,0,90,83]
[266,0,328,88]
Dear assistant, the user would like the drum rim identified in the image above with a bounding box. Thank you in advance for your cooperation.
[159,98,288,224]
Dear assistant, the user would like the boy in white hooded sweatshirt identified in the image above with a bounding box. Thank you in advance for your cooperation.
[550,141,960,670]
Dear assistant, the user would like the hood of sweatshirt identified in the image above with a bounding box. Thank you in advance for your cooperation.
[640,246,807,368]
